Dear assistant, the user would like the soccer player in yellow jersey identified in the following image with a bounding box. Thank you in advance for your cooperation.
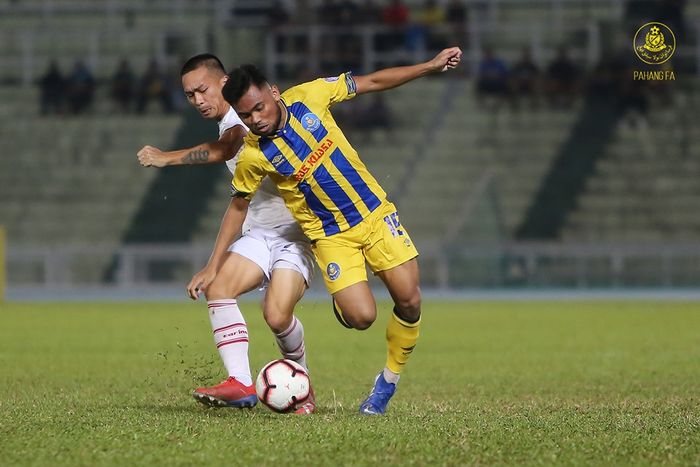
[187,47,462,415]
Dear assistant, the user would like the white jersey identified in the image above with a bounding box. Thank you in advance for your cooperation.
[218,107,302,235]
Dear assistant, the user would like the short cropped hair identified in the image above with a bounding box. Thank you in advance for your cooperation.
[221,64,269,105]
[180,53,226,76]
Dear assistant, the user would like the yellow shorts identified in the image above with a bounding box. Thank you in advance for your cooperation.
[312,201,419,294]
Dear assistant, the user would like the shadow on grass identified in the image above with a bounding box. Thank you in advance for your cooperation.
[111,402,364,419]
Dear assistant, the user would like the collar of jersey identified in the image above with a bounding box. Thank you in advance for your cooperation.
[271,98,290,138]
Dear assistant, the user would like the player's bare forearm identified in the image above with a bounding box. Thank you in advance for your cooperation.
[354,47,463,95]
[137,142,225,167]
[178,142,229,165]
[137,125,245,167]
[187,194,249,299]
[206,197,249,270]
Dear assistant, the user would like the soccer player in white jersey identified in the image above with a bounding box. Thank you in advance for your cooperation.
[137,54,316,414]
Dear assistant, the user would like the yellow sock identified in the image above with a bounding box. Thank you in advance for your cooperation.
[385,310,420,375]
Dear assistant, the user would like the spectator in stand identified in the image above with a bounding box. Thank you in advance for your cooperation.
[110,58,135,113]
[445,0,468,58]
[337,0,362,72]
[66,59,96,115]
[268,0,290,25]
[38,60,66,115]
[268,0,293,77]
[317,0,342,23]
[284,0,315,80]
[380,0,410,53]
[316,0,343,74]
[510,47,541,109]
[338,0,360,24]
[268,0,291,43]
[288,0,315,25]
[545,47,578,108]
[381,0,410,27]
[136,58,174,114]
[413,0,447,51]
[475,47,510,108]
[358,0,380,24]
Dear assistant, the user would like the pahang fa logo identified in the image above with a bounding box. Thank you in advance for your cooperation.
[633,22,676,81]
[634,22,675,64]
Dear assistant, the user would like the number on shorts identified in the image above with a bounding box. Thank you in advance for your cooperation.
[383,212,404,237]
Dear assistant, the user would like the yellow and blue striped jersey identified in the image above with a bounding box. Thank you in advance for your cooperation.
[231,72,387,240]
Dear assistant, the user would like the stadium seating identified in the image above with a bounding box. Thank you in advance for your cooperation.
[6,0,700,288]
[562,86,700,242]
[0,86,181,281]
[0,1,214,84]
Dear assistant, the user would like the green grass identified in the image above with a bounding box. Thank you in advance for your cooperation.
[1,300,699,466]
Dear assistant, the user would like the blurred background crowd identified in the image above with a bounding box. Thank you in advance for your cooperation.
[0,0,698,293]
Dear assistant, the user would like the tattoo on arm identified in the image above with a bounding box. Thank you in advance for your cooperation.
[182,149,210,164]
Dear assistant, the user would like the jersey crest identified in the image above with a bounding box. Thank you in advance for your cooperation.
[301,112,321,132]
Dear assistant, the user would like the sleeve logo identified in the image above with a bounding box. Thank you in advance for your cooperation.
[344,72,357,95]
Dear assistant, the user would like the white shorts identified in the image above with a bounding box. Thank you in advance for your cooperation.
[228,226,315,289]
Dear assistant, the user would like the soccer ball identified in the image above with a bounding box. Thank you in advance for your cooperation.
[255,359,311,413]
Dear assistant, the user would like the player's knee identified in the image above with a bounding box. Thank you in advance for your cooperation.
[204,283,226,300]
[395,288,421,310]
[349,316,374,330]
[203,281,227,301]
[264,310,293,334]
[262,297,294,333]
[204,278,242,301]
[394,289,422,322]
[334,288,377,330]
[345,308,376,330]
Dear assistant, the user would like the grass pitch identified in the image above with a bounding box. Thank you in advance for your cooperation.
[1,299,699,466]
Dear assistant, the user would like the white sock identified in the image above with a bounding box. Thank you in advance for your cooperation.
[275,316,307,371]
[207,299,252,386]
[383,367,400,384]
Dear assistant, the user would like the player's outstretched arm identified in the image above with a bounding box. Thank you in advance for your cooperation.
[354,47,462,95]
[186,196,249,300]
[137,125,246,168]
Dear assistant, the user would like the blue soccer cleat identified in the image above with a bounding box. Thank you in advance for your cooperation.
[359,372,396,415]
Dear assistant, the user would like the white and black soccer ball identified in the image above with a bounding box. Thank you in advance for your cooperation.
[255,359,310,413]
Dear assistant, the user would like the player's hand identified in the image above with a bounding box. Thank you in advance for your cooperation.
[187,265,216,300]
[430,47,463,72]
[137,145,167,168]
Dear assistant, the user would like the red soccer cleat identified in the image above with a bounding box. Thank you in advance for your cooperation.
[293,385,316,415]
[192,377,258,408]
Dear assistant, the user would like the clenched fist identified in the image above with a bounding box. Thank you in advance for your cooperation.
[137,145,168,167]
